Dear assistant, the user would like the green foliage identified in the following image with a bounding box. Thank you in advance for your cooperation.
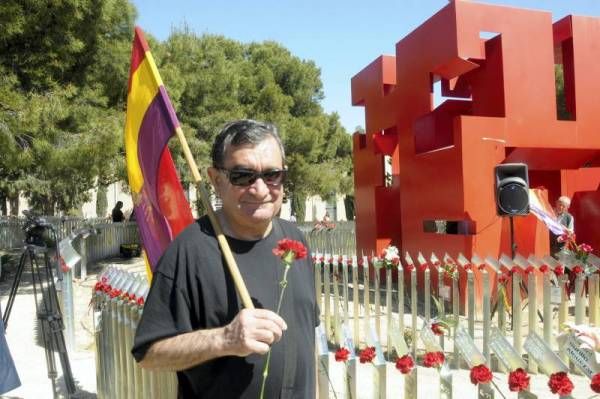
[0,4,353,215]
[153,29,353,201]
[0,0,134,213]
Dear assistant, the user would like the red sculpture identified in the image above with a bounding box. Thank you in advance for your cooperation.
[352,0,600,264]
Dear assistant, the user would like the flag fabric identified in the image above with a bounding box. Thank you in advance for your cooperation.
[124,26,194,273]
[528,189,566,235]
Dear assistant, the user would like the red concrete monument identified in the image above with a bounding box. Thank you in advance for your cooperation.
[352,0,600,264]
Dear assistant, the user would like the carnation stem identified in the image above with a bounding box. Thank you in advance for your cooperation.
[490,379,507,399]
[259,263,291,399]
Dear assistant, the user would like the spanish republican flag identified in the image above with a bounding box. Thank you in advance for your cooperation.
[124,27,194,273]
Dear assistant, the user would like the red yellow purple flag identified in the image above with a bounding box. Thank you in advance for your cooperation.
[124,27,194,273]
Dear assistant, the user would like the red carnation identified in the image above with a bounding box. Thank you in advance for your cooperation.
[431,322,445,336]
[395,355,414,374]
[136,297,145,306]
[470,364,493,385]
[359,346,376,363]
[272,239,307,262]
[405,263,414,272]
[548,372,574,396]
[508,368,530,392]
[554,265,565,276]
[539,264,550,273]
[335,347,351,362]
[525,266,535,275]
[572,265,584,275]
[464,263,473,272]
[498,272,510,285]
[591,373,600,393]
[477,264,486,271]
[423,351,445,368]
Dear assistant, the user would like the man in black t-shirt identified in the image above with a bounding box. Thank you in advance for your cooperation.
[132,120,318,398]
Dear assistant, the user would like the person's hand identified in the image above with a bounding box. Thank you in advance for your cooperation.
[222,308,288,356]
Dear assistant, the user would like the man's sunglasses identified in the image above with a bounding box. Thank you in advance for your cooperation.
[218,168,287,187]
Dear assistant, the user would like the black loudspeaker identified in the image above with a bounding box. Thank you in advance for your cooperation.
[494,163,530,216]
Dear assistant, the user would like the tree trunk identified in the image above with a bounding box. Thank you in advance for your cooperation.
[291,191,306,222]
[96,184,108,218]
[8,194,19,216]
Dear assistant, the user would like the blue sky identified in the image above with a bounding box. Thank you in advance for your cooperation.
[132,0,600,133]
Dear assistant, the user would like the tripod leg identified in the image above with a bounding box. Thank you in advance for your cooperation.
[42,251,77,395]
[2,251,29,327]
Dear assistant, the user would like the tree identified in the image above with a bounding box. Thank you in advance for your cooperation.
[152,30,353,213]
[0,0,135,214]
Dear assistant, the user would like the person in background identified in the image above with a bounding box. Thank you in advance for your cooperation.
[111,201,125,222]
[550,195,574,256]
[0,307,20,395]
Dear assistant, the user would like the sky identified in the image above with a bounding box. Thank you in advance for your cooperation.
[131,0,600,133]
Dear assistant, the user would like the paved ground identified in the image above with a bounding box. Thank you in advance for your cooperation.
[0,251,144,399]
[0,250,595,398]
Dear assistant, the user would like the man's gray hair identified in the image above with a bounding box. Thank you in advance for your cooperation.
[558,196,571,207]
[211,119,286,168]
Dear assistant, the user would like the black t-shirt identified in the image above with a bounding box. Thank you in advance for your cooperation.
[132,216,318,399]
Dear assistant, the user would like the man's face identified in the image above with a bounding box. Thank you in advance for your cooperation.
[556,201,568,214]
[210,137,284,234]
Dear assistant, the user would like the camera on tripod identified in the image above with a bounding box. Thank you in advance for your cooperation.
[22,210,55,247]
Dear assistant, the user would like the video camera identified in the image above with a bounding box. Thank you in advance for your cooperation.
[22,210,55,247]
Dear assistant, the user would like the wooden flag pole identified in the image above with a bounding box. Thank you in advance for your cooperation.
[174,126,254,309]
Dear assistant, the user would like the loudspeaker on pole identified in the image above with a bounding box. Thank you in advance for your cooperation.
[494,163,530,216]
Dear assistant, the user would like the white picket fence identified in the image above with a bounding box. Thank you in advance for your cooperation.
[91,250,600,398]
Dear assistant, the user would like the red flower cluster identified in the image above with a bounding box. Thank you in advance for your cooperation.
[477,264,486,271]
[508,368,530,392]
[554,265,565,276]
[524,266,535,275]
[423,351,445,368]
[581,243,593,253]
[335,347,351,362]
[539,264,550,273]
[272,239,307,261]
[463,263,473,272]
[591,373,600,394]
[404,263,415,273]
[136,297,145,306]
[470,364,493,385]
[431,322,444,336]
[359,346,376,363]
[547,372,574,396]
[395,355,414,374]
[498,272,510,285]
[572,265,584,275]
[109,288,122,299]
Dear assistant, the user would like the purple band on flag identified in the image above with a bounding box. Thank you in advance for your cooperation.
[135,87,182,267]
[137,87,180,203]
